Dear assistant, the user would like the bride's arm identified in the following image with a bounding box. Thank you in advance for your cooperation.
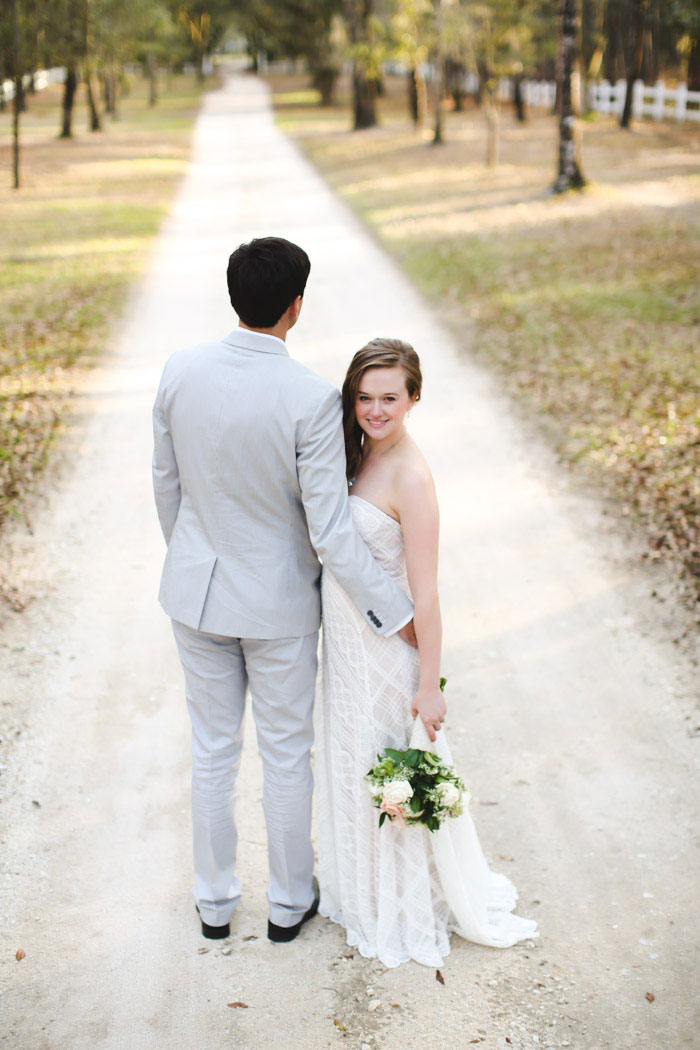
[393,467,447,741]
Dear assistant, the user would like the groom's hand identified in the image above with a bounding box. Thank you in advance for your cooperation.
[398,619,418,648]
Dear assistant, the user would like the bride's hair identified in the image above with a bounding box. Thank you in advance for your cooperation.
[341,338,422,482]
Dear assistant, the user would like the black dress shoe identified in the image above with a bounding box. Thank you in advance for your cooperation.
[196,904,230,940]
[267,877,320,943]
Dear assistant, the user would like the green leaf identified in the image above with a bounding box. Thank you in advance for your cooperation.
[385,747,406,763]
[410,794,422,813]
[439,677,447,692]
[404,749,420,767]
[379,811,387,828]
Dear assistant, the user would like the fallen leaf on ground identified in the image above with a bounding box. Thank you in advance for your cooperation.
[435,969,445,985]
[333,1019,348,1030]
[499,854,514,861]
[646,992,655,1003]
[197,947,209,954]
[227,1001,248,1009]
[243,934,257,941]
[16,949,25,961]
[32,800,40,808]
[389,1002,400,1008]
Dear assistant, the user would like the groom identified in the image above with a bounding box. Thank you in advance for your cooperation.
[153,236,416,942]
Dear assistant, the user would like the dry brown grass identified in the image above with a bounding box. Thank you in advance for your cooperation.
[268,72,700,602]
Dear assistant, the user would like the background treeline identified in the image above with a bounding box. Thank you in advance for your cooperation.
[0,1,232,132]
[227,0,699,125]
[1,0,698,186]
[2,1,698,128]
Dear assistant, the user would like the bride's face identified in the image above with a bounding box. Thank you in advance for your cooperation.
[355,366,416,444]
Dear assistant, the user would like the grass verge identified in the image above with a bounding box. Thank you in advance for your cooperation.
[268,72,700,602]
[0,72,213,529]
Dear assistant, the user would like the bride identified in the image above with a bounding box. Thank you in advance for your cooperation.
[315,337,538,968]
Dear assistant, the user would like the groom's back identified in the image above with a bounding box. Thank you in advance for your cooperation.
[154,330,337,639]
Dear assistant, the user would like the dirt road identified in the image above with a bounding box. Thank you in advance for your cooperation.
[1,73,697,1050]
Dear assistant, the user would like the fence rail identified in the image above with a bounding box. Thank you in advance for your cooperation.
[496,75,700,124]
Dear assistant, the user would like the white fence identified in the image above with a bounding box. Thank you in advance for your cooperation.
[400,65,698,125]
[496,77,557,109]
[588,78,700,123]
[1,66,65,103]
[496,75,700,124]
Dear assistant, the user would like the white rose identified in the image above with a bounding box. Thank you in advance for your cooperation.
[437,783,461,808]
[382,780,413,806]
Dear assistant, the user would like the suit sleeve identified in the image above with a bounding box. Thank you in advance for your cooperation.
[297,387,413,636]
[152,381,181,544]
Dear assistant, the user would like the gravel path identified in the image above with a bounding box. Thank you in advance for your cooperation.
[1,72,697,1050]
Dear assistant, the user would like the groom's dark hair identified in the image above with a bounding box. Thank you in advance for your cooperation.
[227,237,311,328]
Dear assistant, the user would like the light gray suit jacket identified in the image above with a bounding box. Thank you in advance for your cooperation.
[152,327,413,639]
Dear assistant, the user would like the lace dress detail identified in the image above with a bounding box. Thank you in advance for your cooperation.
[315,495,538,968]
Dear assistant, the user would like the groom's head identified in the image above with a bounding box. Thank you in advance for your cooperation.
[227,237,311,330]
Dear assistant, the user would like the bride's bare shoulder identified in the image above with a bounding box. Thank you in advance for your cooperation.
[391,439,437,510]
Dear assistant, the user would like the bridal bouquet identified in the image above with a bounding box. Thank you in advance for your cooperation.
[365,682,469,833]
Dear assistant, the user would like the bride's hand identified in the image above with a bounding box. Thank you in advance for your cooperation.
[411,685,447,742]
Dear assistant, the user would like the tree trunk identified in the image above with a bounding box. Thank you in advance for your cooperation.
[61,67,78,139]
[346,0,377,129]
[108,72,119,120]
[313,68,337,106]
[553,0,586,192]
[352,67,376,129]
[147,51,158,107]
[603,0,626,82]
[10,0,21,188]
[431,0,445,144]
[408,67,419,124]
[448,60,464,111]
[580,0,595,114]
[514,73,526,121]
[101,72,111,113]
[483,90,500,166]
[407,67,427,127]
[687,35,700,93]
[13,76,21,188]
[620,0,648,128]
[85,74,101,131]
[432,73,444,144]
[648,0,660,83]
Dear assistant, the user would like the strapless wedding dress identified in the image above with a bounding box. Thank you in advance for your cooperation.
[314,494,538,968]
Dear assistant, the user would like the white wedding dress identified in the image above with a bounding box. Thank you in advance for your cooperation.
[314,495,538,968]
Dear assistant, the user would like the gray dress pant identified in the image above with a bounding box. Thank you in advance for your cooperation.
[172,620,318,928]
